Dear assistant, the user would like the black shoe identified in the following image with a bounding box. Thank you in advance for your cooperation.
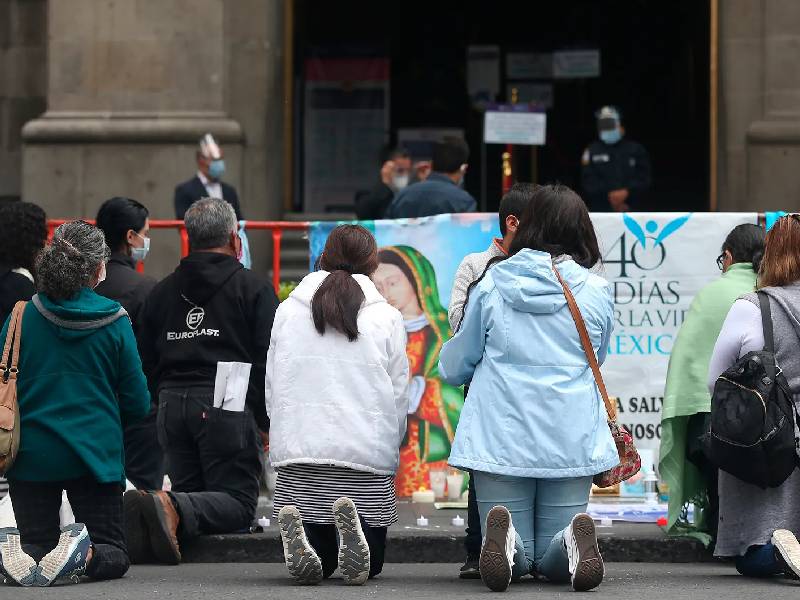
[123,490,154,565]
[459,555,481,579]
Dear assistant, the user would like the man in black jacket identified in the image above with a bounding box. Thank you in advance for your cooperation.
[174,134,243,220]
[129,197,278,565]
[580,106,652,212]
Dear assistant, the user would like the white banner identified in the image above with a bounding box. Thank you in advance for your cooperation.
[592,213,759,451]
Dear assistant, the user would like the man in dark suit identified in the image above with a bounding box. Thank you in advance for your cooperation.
[174,134,243,220]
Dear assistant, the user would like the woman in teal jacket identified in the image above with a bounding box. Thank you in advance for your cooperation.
[0,221,149,587]
[439,185,616,593]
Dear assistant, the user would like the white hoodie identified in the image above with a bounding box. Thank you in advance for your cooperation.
[265,271,410,475]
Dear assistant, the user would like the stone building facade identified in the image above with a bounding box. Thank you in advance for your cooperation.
[0,0,798,276]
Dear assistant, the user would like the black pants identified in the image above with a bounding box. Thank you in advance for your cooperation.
[124,407,164,491]
[305,520,387,579]
[157,387,261,538]
[8,478,129,580]
[465,473,482,557]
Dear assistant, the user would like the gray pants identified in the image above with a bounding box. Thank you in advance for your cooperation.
[157,387,261,538]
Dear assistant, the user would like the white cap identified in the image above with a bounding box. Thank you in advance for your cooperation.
[199,133,222,160]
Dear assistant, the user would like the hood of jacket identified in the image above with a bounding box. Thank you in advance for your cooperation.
[762,282,800,341]
[290,270,387,308]
[490,249,589,314]
[176,251,242,306]
[33,288,127,339]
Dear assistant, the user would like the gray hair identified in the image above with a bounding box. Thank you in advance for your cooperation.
[184,197,237,250]
[36,221,110,300]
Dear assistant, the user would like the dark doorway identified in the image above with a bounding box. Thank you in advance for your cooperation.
[294,0,710,214]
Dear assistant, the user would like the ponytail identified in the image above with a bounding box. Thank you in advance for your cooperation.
[455,255,507,332]
[311,268,365,342]
[312,225,379,342]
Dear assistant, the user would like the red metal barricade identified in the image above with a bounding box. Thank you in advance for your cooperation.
[47,220,311,293]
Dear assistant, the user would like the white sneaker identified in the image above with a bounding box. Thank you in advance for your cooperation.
[0,528,39,586]
[479,506,516,592]
[333,497,370,585]
[277,506,323,585]
[772,529,800,579]
[564,513,604,591]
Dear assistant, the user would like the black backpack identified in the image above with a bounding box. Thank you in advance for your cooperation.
[704,291,798,489]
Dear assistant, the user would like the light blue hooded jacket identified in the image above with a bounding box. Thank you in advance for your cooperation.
[439,249,619,478]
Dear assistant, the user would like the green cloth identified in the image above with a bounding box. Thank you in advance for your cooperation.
[3,288,149,484]
[659,264,757,542]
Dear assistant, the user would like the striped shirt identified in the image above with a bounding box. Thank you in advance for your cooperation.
[273,464,398,528]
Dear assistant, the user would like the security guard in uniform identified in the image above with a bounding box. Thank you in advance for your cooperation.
[581,106,651,212]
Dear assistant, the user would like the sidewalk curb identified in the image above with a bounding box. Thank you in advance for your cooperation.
[181,532,714,564]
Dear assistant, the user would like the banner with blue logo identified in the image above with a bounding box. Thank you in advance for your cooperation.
[308,212,760,482]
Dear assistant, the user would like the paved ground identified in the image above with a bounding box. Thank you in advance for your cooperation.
[5,563,800,600]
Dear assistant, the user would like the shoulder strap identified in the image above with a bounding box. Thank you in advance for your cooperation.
[551,262,615,423]
[757,291,775,353]
[1,301,25,373]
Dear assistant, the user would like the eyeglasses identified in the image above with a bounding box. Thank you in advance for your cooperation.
[716,253,725,270]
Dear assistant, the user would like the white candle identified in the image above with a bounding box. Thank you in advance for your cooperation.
[416,516,429,527]
[258,517,271,528]
[451,515,465,527]
[411,489,435,503]
[447,472,464,500]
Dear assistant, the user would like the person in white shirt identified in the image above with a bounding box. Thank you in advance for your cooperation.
[266,224,409,587]
[174,134,243,220]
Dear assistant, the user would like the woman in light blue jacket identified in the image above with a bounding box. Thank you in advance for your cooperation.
[439,184,617,593]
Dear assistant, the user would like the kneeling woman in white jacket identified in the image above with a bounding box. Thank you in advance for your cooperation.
[266,224,410,586]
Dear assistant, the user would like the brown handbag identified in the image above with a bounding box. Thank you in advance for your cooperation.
[0,301,25,475]
[551,263,641,488]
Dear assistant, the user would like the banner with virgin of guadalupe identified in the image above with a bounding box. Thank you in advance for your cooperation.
[308,212,761,496]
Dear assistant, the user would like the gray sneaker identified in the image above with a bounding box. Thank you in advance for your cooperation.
[772,529,800,580]
[333,497,370,585]
[565,513,604,592]
[0,528,40,586]
[278,506,323,585]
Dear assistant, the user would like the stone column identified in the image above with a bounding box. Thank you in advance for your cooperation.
[22,0,285,278]
[745,0,800,212]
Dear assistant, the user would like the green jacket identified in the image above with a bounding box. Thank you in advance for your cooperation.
[659,263,758,540]
[3,288,149,484]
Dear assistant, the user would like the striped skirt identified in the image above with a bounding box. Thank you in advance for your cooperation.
[273,463,398,528]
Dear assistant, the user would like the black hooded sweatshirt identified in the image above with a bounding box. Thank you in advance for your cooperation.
[137,252,278,431]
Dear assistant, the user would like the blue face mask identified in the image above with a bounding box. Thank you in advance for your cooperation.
[600,128,622,145]
[208,159,225,180]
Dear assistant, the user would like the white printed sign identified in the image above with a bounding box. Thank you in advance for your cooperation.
[591,212,759,451]
[553,50,601,78]
[484,111,546,145]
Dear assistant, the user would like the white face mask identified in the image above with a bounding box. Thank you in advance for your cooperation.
[392,174,410,190]
[94,262,107,288]
[131,233,150,262]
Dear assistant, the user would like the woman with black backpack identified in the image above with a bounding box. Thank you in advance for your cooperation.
[708,213,800,578]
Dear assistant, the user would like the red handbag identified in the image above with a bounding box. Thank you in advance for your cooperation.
[552,263,641,488]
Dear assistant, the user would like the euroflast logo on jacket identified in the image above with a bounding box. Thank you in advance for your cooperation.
[166,306,220,341]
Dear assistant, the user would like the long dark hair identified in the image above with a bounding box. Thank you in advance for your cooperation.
[722,223,765,273]
[509,184,600,267]
[457,183,599,331]
[312,225,379,341]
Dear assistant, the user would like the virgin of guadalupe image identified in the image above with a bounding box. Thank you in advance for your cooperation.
[372,246,463,497]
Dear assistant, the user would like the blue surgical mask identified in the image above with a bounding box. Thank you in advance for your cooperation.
[131,233,150,262]
[208,159,225,180]
[600,128,622,145]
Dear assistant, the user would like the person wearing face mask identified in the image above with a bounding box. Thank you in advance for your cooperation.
[355,146,412,220]
[95,197,162,493]
[386,137,476,219]
[131,198,278,566]
[174,134,243,220]
[580,106,651,212]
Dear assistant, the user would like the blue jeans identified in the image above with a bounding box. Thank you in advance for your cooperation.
[735,544,782,577]
[473,471,592,582]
